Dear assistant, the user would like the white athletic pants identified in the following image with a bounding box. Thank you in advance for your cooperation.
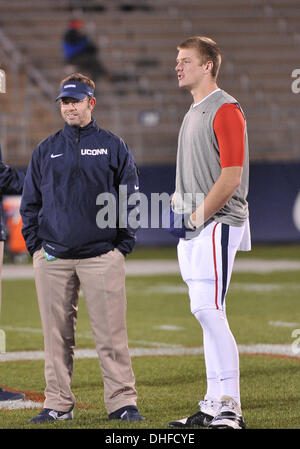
[177,220,249,404]
[177,220,247,313]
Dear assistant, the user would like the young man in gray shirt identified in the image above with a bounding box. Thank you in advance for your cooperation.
[168,36,251,430]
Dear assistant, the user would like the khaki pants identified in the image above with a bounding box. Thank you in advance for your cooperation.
[33,247,137,414]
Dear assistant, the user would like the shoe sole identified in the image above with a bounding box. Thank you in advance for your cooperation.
[168,423,211,428]
[29,411,73,423]
[168,422,210,428]
[28,417,73,423]
[168,423,187,428]
[209,420,246,430]
[209,425,245,429]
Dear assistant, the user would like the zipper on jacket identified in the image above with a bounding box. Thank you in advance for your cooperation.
[76,127,80,174]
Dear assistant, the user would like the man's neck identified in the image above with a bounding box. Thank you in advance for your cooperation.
[191,81,219,104]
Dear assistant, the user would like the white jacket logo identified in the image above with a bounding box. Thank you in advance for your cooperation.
[81,149,108,156]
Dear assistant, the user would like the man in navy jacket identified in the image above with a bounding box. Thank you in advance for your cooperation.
[20,73,144,424]
[0,145,26,403]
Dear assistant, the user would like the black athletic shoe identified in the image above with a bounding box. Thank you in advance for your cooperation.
[168,399,220,428]
[168,409,214,428]
[208,396,246,429]
[108,405,145,422]
[28,408,74,423]
[0,388,25,402]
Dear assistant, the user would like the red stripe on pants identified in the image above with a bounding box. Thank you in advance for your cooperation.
[212,222,220,310]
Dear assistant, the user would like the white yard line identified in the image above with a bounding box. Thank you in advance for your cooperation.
[0,400,43,410]
[2,258,300,279]
[0,344,299,362]
[269,321,300,328]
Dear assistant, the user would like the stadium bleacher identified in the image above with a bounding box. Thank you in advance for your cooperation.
[0,0,299,165]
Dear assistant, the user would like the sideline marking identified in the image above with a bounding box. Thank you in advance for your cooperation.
[153,325,185,331]
[0,400,43,410]
[1,344,299,362]
[0,326,183,348]
[269,321,300,328]
[3,258,300,279]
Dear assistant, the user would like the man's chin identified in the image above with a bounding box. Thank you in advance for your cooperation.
[178,80,188,89]
[66,118,80,127]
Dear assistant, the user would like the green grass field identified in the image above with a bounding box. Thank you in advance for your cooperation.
[0,245,299,429]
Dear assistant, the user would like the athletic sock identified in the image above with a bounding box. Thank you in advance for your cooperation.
[205,371,220,402]
[219,369,240,406]
[194,308,240,405]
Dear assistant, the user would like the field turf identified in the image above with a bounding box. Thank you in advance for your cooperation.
[0,245,299,430]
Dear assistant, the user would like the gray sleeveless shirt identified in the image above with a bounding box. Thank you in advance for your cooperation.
[174,89,249,227]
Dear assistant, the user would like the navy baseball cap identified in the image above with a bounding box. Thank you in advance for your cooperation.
[56,81,94,101]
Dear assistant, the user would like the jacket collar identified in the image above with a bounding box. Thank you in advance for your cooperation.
[62,118,99,138]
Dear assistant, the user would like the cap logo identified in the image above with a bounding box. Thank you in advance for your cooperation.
[56,81,94,101]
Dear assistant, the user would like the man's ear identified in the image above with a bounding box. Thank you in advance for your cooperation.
[203,60,214,75]
[89,97,96,109]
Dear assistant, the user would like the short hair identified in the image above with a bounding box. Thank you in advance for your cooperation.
[60,72,95,90]
[177,36,222,79]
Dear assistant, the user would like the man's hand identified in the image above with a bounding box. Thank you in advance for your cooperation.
[189,166,243,228]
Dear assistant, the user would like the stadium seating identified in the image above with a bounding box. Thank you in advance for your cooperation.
[0,0,299,165]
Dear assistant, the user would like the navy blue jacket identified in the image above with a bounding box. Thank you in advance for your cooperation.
[20,119,139,258]
[0,145,26,241]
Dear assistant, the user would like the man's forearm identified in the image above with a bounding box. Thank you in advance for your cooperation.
[190,166,243,228]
